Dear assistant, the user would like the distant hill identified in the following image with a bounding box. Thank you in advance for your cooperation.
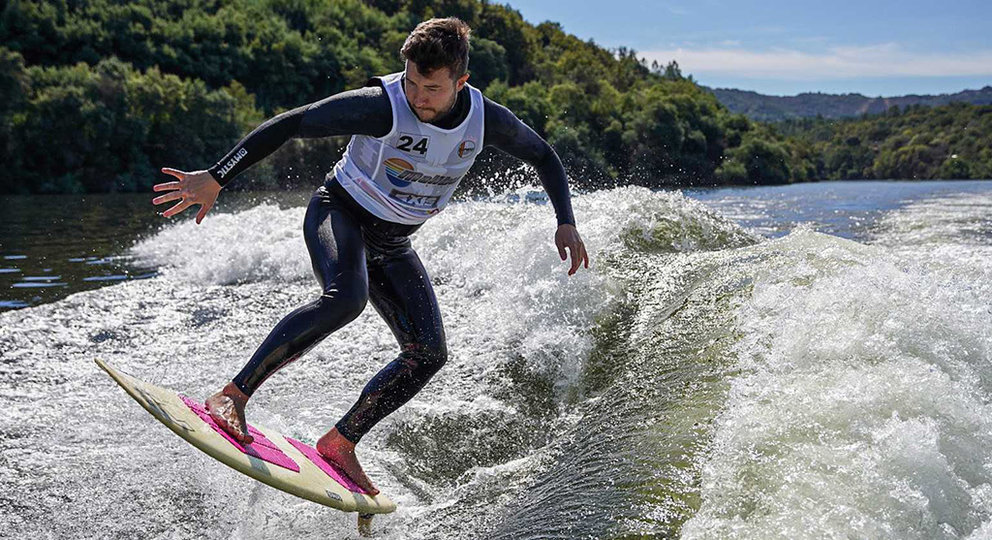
[0,0,801,193]
[710,86,992,122]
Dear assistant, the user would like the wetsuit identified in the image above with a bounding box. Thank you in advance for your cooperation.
[206,75,575,444]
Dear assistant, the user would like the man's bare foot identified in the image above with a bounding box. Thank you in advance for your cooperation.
[316,428,379,496]
[205,382,253,445]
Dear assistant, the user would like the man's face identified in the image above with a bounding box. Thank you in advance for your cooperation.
[403,60,469,123]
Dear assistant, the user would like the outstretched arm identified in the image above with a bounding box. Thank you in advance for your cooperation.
[483,98,589,275]
[153,84,393,222]
[207,86,393,186]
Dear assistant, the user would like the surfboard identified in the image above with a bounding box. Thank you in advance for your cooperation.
[95,358,395,534]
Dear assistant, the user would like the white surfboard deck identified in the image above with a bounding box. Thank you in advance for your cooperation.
[95,358,396,515]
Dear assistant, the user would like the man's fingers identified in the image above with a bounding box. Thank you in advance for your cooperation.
[557,242,567,261]
[195,201,213,224]
[568,245,581,275]
[160,167,186,180]
[162,200,192,218]
[152,181,181,192]
[152,191,183,205]
[563,241,589,275]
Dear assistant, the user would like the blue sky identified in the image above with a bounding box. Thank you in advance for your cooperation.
[505,0,992,96]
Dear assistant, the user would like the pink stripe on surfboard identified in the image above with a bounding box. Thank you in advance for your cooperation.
[284,436,368,494]
[180,395,300,473]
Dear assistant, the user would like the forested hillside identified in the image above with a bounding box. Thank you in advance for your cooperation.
[777,103,992,180]
[0,1,987,194]
[711,86,992,122]
[0,0,813,194]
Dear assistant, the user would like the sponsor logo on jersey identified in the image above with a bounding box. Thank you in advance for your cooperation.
[457,139,477,158]
[383,157,414,188]
[382,157,459,187]
[216,147,248,179]
[389,189,441,208]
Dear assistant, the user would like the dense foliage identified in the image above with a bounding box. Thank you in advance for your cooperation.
[0,0,986,194]
[712,86,992,122]
[777,103,992,180]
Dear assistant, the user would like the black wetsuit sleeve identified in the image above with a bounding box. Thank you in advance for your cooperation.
[207,86,393,186]
[482,97,576,227]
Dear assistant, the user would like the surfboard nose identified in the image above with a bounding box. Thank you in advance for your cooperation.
[93,358,397,517]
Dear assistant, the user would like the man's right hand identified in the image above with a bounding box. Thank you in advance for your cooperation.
[152,168,222,224]
[555,224,590,276]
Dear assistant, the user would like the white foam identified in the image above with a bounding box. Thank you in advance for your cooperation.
[130,203,311,286]
[682,226,992,539]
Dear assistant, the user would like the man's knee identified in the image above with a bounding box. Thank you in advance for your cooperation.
[316,282,368,324]
[404,339,447,374]
[426,341,447,369]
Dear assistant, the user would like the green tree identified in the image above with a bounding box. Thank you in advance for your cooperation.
[467,37,507,90]
[726,137,792,184]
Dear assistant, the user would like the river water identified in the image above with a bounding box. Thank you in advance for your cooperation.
[1,180,991,539]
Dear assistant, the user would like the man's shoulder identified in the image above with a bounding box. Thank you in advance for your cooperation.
[480,95,518,124]
[324,81,388,103]
[360,77,388,92]
[366,72,404,89]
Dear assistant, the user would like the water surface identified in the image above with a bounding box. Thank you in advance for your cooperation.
[2,179,991,539]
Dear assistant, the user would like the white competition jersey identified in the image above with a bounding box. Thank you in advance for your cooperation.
[331,72,485,225]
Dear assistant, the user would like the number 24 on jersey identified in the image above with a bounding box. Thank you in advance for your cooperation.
[397,134,429,155]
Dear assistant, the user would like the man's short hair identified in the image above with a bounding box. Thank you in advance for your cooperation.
[400,17,471,78]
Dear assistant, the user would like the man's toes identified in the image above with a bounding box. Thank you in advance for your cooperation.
[355,474,378,495]
[230,424,253,444]
[209,411,253,445]
[354,478,377,496]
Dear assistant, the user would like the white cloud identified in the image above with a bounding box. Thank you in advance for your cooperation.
[642,43,992,80]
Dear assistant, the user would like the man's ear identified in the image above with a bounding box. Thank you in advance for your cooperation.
[456,72,470,91]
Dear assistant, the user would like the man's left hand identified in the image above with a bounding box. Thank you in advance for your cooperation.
[555,224,590,276]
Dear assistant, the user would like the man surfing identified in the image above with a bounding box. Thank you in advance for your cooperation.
[152,17,589,496]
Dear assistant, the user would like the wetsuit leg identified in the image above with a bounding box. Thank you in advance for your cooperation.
[334,233,447,444]
[231,186,369,396]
